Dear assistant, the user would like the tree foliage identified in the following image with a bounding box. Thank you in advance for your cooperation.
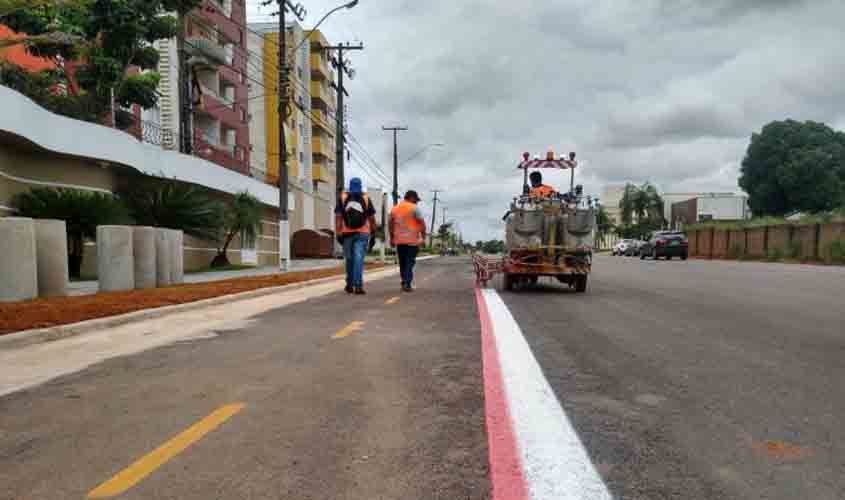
[0,0,202,120]
[213,192,263,268]
[619,182,664,226]
[739,120,845,216]
[11,187,130,277]
[120,178,224,241]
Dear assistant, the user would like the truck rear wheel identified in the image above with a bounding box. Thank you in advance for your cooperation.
[575,274,588,293]
[503,272,514,291]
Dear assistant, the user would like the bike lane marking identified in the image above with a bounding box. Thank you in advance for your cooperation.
[478,288,612,500]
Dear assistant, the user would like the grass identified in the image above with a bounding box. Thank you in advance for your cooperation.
[687,211,845,232]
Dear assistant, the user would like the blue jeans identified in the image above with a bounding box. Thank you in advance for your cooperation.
[342,233,369,288]
[397,244,419,286]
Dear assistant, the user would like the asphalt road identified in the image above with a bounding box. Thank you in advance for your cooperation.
[502,255,845,499]
[2,255,844,499]
[0,259,490,500]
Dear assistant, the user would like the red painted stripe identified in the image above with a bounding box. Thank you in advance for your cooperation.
[475,287,530,500]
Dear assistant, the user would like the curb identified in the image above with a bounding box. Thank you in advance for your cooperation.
[0,266,402,352]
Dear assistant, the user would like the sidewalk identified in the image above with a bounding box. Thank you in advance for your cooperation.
[69,259,342,296]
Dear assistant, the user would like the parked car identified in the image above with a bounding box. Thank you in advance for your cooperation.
[625,240,646,257]
[613,239,634,256]
[640,231,689,260]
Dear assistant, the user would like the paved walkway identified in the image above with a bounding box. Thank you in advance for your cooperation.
[68,259,343,296]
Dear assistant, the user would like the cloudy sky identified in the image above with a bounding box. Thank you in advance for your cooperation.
[247,0,845,242]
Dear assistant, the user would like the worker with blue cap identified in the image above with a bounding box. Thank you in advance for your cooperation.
[335,177,376,294]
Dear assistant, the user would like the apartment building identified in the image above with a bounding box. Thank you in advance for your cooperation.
[247,22,338,234]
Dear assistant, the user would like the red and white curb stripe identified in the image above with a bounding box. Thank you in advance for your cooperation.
[476,288,612,500]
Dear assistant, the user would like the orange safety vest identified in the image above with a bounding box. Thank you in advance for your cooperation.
[529,184,556,199]
[339,192,371,234]
[390,201,425,245]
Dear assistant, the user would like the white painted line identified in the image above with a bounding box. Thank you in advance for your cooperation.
[481,289,612,500]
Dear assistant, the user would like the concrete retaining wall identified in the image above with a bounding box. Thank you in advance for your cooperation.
[820,223,845,263]
[97,226,134,292]
[133,227,157,290]
[767,226,791,257]
[34,219,68,297]
[0,217,38,302]
[728,230,746,256]
[713,230,729,258]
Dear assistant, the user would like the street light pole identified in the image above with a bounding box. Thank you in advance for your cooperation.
[270,0,357,271]
[275,1,305,272]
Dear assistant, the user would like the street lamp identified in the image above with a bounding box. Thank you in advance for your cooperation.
[278,0,359,272]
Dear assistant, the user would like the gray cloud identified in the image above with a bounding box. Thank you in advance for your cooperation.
[248,0,845,241]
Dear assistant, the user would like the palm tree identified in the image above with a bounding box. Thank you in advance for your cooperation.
[121,179,224,241]
[212,192,263,268]
[619,183,639,225]
[11,187,130,278]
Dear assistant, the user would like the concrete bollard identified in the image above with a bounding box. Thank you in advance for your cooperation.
[155,228,172,287]
[35,219,69,298]
[97,225,134,292]
[0,217,38,302]
[169,229,184,284]
[132,226,157,290]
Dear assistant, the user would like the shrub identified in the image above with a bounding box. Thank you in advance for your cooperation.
[728,244,743,259]
[767,247,784,262]
[786,241,802,260]
[830,239,845,263]
[11,187,130,278]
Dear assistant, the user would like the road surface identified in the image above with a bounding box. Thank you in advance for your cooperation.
[1,256,843,499]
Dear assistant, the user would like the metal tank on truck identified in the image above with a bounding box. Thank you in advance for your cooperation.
[472,149,596,293]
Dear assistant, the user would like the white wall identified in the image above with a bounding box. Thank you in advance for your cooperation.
[0,86,279,208]
[697,195,749,221]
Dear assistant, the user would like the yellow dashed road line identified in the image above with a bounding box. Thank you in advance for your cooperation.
[88,403,245,498]
[332,321,365,339]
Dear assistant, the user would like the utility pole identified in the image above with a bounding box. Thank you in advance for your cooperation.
[382,126,408,205]
[176,14,192,155]
[429,190,441,247]
[268,0,306,271]
[325,42,363,197]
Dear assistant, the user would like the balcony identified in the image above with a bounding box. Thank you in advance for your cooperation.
[312,136,333,159]
[313,162,334,184]
[311,109,335,135]
[310,53,329,80]
[310,81,334,107]
[185,37,228,69]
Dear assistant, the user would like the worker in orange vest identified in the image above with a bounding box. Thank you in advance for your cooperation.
[336,178,377,295]
[528,171,557,199]
[389,190,427,292]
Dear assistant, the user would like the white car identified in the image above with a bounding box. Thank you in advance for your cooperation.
[613,239,635,256]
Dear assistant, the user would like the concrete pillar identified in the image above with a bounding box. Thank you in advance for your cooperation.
[0,217,38,302]
[35,219,69,298]
[155,228,172,287]
[169,229,184,284]
[97,225,134,292]
[132,226,157,290]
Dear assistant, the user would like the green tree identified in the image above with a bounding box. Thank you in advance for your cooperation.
[11,187,130,278]
[1,0,201,122]
[739,120,845,216]
[212,192,263,268]
[595,205,614,249]
[618,182,665,238]
[120,178,224,241]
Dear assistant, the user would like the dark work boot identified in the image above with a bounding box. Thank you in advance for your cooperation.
[354,287,366,295]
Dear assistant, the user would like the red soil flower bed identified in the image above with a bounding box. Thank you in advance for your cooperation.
[0,264,385,336]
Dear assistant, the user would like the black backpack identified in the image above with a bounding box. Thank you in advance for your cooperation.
[342,193,369,230]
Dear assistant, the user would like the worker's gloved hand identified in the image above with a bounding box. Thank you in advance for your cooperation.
[336,234,345,246]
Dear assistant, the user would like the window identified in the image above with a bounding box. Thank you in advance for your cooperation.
[240,108,247,122]
[300,152,304,162]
